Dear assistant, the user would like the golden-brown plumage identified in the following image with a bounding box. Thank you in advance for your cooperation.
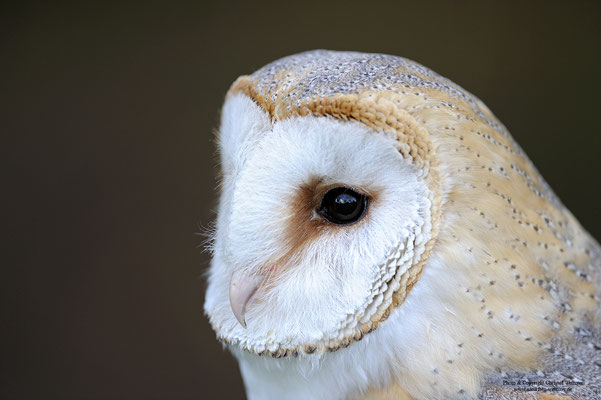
[206,50,601,399]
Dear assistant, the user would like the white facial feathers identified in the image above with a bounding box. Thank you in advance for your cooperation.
[204,93,432,355]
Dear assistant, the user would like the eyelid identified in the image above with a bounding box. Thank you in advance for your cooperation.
[314,182,372,202]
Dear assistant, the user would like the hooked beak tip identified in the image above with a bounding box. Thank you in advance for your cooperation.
[229,271,262,329]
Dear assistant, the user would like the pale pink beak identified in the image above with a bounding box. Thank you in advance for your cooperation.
[229,270,263,328]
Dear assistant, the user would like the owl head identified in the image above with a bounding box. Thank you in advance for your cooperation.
[204,51,442,357]
[204,50,599,399]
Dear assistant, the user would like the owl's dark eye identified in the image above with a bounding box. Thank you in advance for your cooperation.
[318,187,369,225]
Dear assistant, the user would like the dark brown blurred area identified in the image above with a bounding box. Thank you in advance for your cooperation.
[2,1,600,399]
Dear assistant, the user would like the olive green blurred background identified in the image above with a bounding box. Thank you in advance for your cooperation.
[2,1,600,399]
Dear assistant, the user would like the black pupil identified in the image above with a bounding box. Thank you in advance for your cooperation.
[333,193,358,215]
[319,187,368,225]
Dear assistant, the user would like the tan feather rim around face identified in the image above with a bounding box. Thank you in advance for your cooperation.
[210,78,442,357]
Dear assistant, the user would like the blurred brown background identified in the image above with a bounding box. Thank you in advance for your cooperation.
[2,1,600,399]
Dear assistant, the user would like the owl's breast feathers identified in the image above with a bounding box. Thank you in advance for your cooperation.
[221,50,601,399]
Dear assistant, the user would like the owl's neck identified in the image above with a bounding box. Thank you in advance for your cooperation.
[231,306,416,400]
[233,344,390,400]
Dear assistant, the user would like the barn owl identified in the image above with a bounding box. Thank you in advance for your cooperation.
[203,50,601,400]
